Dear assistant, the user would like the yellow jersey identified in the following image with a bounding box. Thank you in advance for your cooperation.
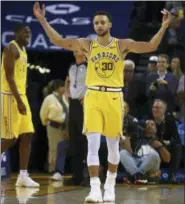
[1,40,28,95]
[86,38,124,88]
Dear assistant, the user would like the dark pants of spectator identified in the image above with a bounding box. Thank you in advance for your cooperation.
[167,144,182,178]
[69,99,87,185]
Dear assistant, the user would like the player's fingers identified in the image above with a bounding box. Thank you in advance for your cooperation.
[163,9,170,13]
[161,10,166,15]
[35,2,39,8]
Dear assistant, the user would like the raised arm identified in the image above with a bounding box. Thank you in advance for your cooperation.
[119,9,172,54]
[33,2,90,51]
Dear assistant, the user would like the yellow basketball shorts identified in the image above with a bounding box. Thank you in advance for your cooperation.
[83,89,124,137]
[1,93,34,139]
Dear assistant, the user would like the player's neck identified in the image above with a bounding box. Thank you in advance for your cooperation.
[97,33,112,46]
[15,39,24,50]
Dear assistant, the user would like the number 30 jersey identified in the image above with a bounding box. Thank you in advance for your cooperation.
[85,38,124,88]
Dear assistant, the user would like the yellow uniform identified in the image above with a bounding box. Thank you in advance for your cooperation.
[83,38,124,137]
[1,40,34,139]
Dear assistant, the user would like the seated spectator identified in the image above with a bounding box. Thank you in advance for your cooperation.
[146,54,178,114]
[176,74,184,123]
[170,56,183,80]
[151,99,182,183]
[124,102,138,135]
[147,56,158,73]
[120,120,170,184]
[124,60,148,119]
[40,80,69,181]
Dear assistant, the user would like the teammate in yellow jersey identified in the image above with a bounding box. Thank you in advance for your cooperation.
[1,23,39,188]
[34,2,172,202]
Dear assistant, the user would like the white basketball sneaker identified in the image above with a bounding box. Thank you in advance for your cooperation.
[15,174,40,188]
[85,188,103,203]
[103,187,115,202]
[51,172,64,181]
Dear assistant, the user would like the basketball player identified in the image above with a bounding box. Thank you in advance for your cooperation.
[34,2,172,202]
[1,24,39,188]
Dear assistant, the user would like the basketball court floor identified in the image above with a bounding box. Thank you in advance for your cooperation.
[1,174,184,204]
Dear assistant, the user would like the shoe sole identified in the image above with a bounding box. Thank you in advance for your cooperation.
[16,184,40,188]
[103,199,115,202]
[84,198,103,203]
[51,177,63,181]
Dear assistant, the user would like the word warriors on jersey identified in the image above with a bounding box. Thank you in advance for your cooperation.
[91,52,120,63]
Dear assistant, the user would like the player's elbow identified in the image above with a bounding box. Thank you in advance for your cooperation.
[6,74,14,84]
[148,42,157,52]
[49,36,64,47]
[149,43,157,52]
[49,38,60,46]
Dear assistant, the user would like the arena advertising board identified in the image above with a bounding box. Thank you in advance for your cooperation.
[1,1,133,51]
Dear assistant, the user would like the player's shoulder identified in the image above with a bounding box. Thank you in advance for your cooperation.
[4,41,19,58]
[74,37,91,54]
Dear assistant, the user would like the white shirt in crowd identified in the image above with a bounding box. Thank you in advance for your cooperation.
[40,93,69,126]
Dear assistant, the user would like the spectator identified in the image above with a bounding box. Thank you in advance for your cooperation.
[124,60,148,119]
[120,120,170,184]
[42,80,54,98]
[176,75,185,123]
[123,102,138,137]
[146,54,178,114]
[65,50,87,185]
[170,56,183,80]
[147,56,158,73]
[151,99,182,183]
[40,80,69,181]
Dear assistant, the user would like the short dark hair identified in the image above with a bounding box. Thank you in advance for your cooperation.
[14,23,29,34]
[93,11,112,22]
[158,54,169,64]
[52,79,65,91]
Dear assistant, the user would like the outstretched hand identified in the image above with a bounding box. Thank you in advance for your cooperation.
[161,9,173,27]
[33,2,46,21]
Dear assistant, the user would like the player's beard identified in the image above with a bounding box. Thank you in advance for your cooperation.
[97,29,109,37]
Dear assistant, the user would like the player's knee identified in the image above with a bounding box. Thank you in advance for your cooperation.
[87,153,99,166]
[108,150,120,165]
[87,145,99,166]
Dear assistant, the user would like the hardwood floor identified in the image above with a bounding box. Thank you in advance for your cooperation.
[1,174,184,204]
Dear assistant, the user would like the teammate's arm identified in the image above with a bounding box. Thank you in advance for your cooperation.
[3,44,26,115]
[33,2,90,51]
[119,9,172,54]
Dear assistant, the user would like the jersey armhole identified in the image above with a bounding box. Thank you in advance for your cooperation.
[117,40,129,60]
[116,39,123,60]
[8,42,20,60]
[87,40,93,58]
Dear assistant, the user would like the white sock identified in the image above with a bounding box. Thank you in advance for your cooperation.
[104,171,117,189]
[20,170,28,178]
[90,177,101,192]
